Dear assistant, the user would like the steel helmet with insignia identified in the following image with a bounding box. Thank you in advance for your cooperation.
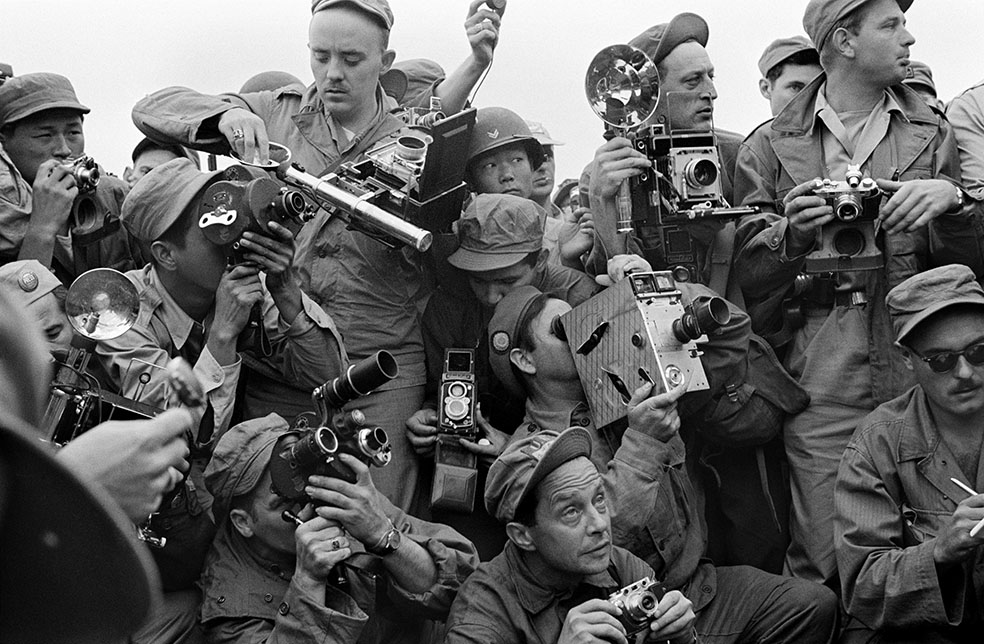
[466,107,545,178]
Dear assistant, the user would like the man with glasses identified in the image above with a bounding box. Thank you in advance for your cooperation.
[834,264,984,642]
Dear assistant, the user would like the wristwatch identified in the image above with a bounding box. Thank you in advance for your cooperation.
[367,523,402,557]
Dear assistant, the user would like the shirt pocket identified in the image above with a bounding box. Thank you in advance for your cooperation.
[901,502,946,547]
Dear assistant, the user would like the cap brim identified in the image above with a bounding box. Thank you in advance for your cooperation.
[0,411,158,642]
[897,297,984,343]
[5,101,90,125]
[522,427,594,503]
[647,13,709,65]
[447,248,531,272]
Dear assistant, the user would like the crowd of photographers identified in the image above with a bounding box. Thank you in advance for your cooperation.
[2,0,984,642]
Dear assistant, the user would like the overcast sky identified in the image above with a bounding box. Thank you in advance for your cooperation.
[3,0,982,184]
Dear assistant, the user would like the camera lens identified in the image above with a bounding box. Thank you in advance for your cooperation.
[445,397,469,420]
[395,135,428,163]
[448,382,468,398]
[684,158,718,188]
[277,190,307,219]
[623,590,659,621]
[322,351,399,408]
[833,194,862,221]
[71,195,100,233]
[672,296,731,342]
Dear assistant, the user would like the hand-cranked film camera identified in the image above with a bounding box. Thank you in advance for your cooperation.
[805,164,884,273]
[197,164,310,264]
[269,351,398,503]
[553,270,730,431]
[431,348,481,513]
[608,577,667,638]
[585,45,758,283]
[232,101,476,253]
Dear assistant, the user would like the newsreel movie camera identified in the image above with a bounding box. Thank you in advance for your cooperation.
[230,101,477,253]
[270,351,398,507]
[585,45,758,282]
[553,270,731,432]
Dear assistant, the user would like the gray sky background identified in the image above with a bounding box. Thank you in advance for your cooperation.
[3,0,982,185]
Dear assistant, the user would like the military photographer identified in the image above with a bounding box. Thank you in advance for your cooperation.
[470,286,837,643]
[199,412,479,644]
[732,0,984,588]
[445,427,698,644]
[0,72,143,285]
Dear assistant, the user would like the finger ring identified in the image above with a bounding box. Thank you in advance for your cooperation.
[232,128,245,140]
[331,539,340,551]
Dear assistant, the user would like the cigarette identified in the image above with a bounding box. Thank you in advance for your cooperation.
[281,510,303,526]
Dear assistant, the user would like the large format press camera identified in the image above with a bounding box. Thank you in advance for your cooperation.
[584,45,758,283]
[224,100,477,254]
[553,270,730,432]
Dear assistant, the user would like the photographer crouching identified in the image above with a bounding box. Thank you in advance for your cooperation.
[200,412,479,644]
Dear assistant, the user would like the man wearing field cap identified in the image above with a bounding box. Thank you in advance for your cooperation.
[901,60,943,110]
[733,0,983,588]
[132,0,504,512]
[835,264,984,642]
[0,72,141,284]
[757,36,821,117]
[0,258,71,355]
[477,285,837,643]
[406,193,598,558]
[445,427,700,644]
[199,413,478,644]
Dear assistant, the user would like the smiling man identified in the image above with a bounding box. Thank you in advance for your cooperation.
[834,264,984,642]
[733,0,982,588]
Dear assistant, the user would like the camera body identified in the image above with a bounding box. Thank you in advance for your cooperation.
[432,349,480,513]
[198,164,310,264]
[806,165,884,273]
[555,271,729,431]
[318,103,476,248]
[623,127,758,283]
[608,577,666,638]
[269,352,398,500]
[61,155,124,247]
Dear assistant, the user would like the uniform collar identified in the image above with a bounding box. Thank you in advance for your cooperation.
[135,265,198,350]
[896,386,942,462]
[504,541,617,615]
[524,399,591,434]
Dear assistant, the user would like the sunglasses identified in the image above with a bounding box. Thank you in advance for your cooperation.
[910,341,984,373]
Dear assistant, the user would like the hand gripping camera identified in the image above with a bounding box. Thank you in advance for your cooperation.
[197,164,311,264]
[231,101,476,253]
[585,45,758,283]
[553,270,730,432]
[269,351,398,503]
[805,164,884,273]
[60,155,124,247]
[608,577,667,638]
[431,349,480,513]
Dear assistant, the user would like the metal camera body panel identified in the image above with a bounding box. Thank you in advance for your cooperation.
[806,166,884,273]
[432,348,480,514]
[269,352,398,500]
[61,155,124,247]
[557,271,716,432]
[608,577,666,638]
[198,165,310,264]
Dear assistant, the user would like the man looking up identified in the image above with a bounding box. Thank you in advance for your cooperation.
[133,0,503,511]
[732,0,982,587]
[0,72,142,284]
[757,36,822,117]
[445,427,699,644]
[835,264,984,642]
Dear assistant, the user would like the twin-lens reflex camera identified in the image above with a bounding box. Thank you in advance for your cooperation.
[553,270,730,432]
[805,164,884,273]
[431,348,481,513]
[584,44,758,284]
